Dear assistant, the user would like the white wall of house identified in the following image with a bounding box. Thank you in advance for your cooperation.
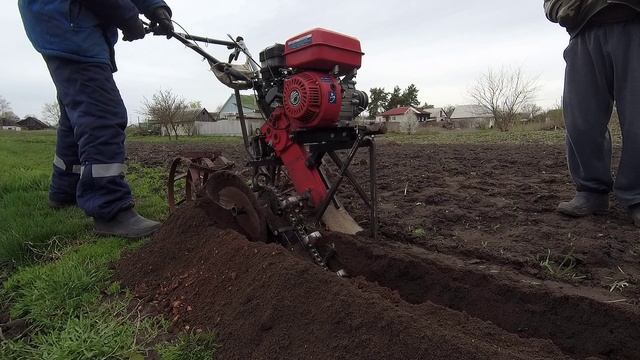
[2,126,22,131]
[160,126,192,137]
[397,112,418,125]
[384,111,419,133]
[424,108,447,122]
[195,119,264,136]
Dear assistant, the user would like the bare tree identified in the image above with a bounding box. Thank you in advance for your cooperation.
[0,95,12,118]
[141,89,188,140]
[41,101,61,125]
[522,103,543,120]
[188,100,202,109]
[469,67,538,131]
[443,105,456,119]
[400,115,420,135]
[545,102,565,130]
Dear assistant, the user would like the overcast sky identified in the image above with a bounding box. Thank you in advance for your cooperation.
[0,0,569,122]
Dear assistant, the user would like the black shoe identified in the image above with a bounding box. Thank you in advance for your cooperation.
[630,205,640,228]
[49,199,76,209]
[94,209,161,239]
[557,192,609,217]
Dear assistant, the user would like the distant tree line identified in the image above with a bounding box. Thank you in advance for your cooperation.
[367,84,432,119]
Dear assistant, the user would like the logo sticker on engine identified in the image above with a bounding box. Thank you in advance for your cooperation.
[328,91,337,104]
[287,34,313,50]
[320,76,333,83]
[290,90,301,106]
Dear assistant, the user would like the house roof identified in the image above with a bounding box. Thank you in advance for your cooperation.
[220,94,260,114]
[379,107,415,117]
[17,117,50,129]
[451,105,493,119]
[239,95,259,111]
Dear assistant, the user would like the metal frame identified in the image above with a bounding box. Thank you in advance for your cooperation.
[314,134,378,239]
[152,25,379,239]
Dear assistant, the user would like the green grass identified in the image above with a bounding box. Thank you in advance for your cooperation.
[0,130,217,359]
[383,117,623,146]
[384,128,567,145]
[1,240,168,360]
[157,332,219,360]
[127,134,242,145]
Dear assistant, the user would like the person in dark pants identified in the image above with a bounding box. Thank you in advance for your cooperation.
[18,0,174,238]
[545,0,640,227]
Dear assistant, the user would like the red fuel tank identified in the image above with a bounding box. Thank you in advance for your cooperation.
[284,28,363,75]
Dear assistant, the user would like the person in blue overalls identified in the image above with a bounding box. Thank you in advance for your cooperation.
[19,0,174,238]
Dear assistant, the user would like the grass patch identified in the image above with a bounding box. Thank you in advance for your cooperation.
[4,239,127,325]
[411,228,427,237]
[0,131,217,358]
[536,248,584,280]
[383,128,567,145]
[127,134,242,145]
[0,132,169,269]
[157,332,219,360]
[0,131,89,268]
[0,240,169,359]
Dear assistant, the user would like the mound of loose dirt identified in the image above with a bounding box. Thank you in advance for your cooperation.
[116,203,568,360]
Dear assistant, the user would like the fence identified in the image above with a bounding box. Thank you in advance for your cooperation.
[195,119,264,136]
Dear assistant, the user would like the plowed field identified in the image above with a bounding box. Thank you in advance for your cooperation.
[122,140,640,359]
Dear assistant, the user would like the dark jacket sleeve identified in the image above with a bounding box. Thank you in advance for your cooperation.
[81,0,140,26]
[81,0,169,26]
[130,0,170,19]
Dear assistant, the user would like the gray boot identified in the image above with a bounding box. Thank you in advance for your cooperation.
[557,192,609,217]
[631,205,640,228]
[94,209,161,239]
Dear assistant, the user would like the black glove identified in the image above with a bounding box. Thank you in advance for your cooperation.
[151,7,174,37]
[120,16,146,42]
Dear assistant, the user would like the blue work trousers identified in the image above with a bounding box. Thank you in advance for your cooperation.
[45,56,133,220]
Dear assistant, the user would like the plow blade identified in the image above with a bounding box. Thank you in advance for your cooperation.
[322,205,363,235]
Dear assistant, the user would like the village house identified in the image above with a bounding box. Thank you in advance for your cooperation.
[217,94,262,121]
[376,106,428,132]
[450,105,495,128]
[17,116,50,131]
[421,107,448,123]
[1,117,22,131]
[194,94,265,136]
[159,107,215,136]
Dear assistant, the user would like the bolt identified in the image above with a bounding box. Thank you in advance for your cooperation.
[303,231,322,246]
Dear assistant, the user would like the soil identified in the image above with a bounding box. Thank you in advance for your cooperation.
[116,202,568,360]
[123,140,640,359]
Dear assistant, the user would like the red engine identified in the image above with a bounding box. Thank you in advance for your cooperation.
[284,72,341,129]
[260,28,367,207]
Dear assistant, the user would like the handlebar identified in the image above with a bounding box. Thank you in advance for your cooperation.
[144,21,260,90]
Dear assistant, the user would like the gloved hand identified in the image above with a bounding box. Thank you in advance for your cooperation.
[120,16,146,42]
[151,6,174,37]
